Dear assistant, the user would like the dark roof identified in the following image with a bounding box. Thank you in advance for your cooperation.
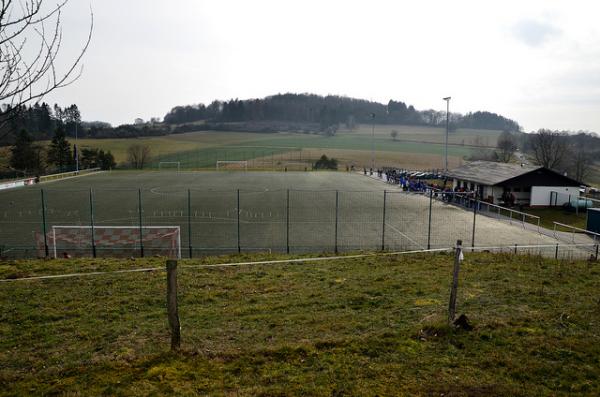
[447,161,541,185]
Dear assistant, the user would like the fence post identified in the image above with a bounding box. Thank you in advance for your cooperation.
[334,190,339,254]
[138,188,144,258]
[89,188,96,258]
[427,189,433,250]
[187,189,192,258]
[286,189,290,254]
[471,200,477,248]
[448,239,463,324]
[237,189,241,254]
[514,244,518,255]
[595,244,599,261]
[381,190,387,251]
[166,260,181,351]
[555,243,559,260]
[40,189,49,257]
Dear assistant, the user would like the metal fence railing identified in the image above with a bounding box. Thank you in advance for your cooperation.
[552,221,600,246]
[477,200,541,232]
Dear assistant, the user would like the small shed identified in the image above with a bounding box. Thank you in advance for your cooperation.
[446,161,583,207]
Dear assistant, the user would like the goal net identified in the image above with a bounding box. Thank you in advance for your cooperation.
[216,160,248,171]
[158,162,181,171]
[35,226,181,258]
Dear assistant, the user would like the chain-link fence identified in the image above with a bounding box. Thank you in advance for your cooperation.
[1,187,599,260]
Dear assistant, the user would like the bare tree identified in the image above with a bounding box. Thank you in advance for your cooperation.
[496,131,517,162]
[127,144,151,169]
[0,0,93,139]
[530,129,568,170]
[568,146,594,183]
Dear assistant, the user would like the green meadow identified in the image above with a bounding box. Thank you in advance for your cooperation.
[1,251,599,396]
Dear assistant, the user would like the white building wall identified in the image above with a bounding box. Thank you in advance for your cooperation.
[531,186,578,206]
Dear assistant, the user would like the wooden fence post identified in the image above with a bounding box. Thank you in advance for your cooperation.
[448,239,463,324]
[166,260,181,350]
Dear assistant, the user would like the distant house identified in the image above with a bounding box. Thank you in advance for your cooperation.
[134,118,145,125]
[446,161,584,206]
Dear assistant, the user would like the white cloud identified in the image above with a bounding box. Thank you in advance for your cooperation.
[512,19,561,47]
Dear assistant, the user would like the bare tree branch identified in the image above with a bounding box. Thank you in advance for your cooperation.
[0,0,93,140]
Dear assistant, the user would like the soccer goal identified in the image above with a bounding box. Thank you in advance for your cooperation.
[158,161,181,171]
[216,160,248,171]
[37,226,181,259]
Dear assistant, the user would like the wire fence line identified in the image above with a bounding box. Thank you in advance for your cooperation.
[0,187,598,260]
[2,243,598,284]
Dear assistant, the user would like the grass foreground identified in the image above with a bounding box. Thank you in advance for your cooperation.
[524,207,588,231]
[1,252,600,396]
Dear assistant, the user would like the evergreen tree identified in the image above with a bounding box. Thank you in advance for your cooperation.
[9,129,43,174]
[98,150,116,170]
[80,147,116,170]
[314,154,338,170]
[47,127,73,171]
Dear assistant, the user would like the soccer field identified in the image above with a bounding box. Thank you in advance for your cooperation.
[0,170,561,258]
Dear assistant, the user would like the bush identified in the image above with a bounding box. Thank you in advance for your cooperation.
[314,155,338,170]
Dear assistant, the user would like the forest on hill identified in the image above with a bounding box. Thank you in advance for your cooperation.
[0,93,521,144]
[163,93,521,133]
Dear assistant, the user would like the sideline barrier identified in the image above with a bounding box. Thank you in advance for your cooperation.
[0,178,36,191]
[39,168,101,183]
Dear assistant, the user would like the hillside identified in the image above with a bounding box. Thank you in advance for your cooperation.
[38,124,500,171]
[0,93,520,144]
[1,252,599,395]
[163,93,521,132]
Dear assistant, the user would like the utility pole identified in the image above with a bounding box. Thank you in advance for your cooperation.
[75,122,79,173]
[443,97,451,173]
[370,112,375,171]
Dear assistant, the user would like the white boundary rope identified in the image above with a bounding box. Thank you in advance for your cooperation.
[2,243,597,283]
[0,248,451,283]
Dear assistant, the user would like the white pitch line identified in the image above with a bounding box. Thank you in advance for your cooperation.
[385,222,427,250]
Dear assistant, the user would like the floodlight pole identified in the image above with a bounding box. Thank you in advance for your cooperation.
[370,113,375,171]
[75,123,79,173]
[443,97,451,173]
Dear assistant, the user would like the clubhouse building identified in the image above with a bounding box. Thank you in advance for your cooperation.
[446,161,583,207]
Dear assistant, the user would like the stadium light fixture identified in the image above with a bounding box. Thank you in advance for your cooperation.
[443,97,451,173]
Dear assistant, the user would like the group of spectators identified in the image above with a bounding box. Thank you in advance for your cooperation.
[380,168,432,192]
[361,166,523,211]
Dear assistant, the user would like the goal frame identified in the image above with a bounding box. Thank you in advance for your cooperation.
[216,160,248,171]
[158,161,181,171]
[50,225,181,259]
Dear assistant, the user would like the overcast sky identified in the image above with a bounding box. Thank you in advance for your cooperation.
[42,0,600,133]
